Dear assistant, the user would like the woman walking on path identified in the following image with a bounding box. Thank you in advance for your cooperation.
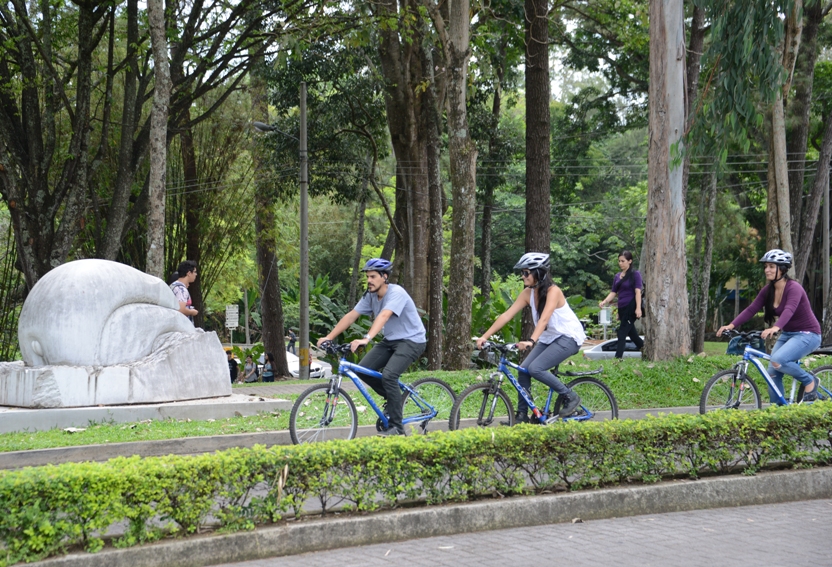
[716,249,821,403]
[475,252,585,423]
[599,251,643,359]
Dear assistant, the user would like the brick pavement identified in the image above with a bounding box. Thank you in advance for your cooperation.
[213,498,832,567]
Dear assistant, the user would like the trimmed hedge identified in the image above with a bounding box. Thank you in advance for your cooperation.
[2,404,832,565]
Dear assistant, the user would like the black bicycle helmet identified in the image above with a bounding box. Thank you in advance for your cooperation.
[759,249,792,267]
[513,252,550,271]
[362,258,393,274]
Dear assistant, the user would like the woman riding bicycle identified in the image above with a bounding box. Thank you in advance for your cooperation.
[716,249,821,403]
[475,252,585,422]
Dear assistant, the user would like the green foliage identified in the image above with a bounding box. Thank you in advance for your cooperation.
[471,274,525,341]
[3,405,832,564]
[688,0,793,157]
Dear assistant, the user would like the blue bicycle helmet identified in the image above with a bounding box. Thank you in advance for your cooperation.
[362,258,393,274]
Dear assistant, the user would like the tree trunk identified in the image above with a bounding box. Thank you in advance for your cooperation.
[479,36,508,303]
[375,0,430,310]
[100,0,140,260]
[426,0,478,370]
[180,124,204,327]
[690,168,717,353]
[424,48,445,371]
[251,66,289,376]
[796,108,832,283]
[522,0,550,340]
[787,0,822,259]
[644,0,690,360]
[348,193,367,307]
[145,0,170,279]
[767,100,795,258]
[681,5,705,204]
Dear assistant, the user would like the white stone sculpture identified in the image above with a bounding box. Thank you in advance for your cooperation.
[0,259,231,408]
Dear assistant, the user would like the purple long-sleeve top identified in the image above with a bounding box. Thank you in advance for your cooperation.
[730,279,821,334]
[611,270,642,307]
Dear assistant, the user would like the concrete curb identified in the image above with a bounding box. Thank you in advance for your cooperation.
[35,466,832,567]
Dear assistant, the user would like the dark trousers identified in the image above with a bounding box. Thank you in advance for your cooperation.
[616,299,644,358]
[356,339,426,431]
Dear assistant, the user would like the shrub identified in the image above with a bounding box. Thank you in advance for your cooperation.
[1,405,832,565]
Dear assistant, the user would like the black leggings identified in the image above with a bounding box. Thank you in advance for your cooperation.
[616,299,643,358]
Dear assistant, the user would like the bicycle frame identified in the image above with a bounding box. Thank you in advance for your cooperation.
[738,345,822,406]
[330,357,437,429]
[495,353,595,422]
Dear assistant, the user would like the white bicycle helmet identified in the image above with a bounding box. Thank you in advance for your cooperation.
[759,249,792,267]
[514,252,550,271]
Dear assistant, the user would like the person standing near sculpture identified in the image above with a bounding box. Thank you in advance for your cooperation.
[227,350,238,384]
[599,250,644,359]
[170,261,199,322]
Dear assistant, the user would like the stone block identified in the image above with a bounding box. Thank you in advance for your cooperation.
[0,331,231,408]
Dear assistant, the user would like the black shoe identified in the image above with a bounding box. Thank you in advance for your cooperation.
[377,427,405,437]
[558,391,582,417]
[802,377,820,404]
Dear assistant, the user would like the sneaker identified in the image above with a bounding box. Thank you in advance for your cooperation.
[377,427,405,437]
[802,377,820,404]
[558,390,582,417]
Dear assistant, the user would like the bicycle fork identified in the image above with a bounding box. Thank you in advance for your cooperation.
[321,377,344,426]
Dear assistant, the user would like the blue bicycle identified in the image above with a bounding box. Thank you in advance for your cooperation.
[448,341,618,429]
[289,341,456,444]
[699,329,832,412]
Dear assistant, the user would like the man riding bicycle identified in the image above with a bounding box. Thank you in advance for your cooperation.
[317,258,426,436]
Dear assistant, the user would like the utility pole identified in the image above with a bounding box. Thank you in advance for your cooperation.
[299,82,309,380]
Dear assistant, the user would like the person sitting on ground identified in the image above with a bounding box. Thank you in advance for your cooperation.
[261,352,275,383]
[475,252,584,423]
[317,258,427,437]
[716,249,821,404]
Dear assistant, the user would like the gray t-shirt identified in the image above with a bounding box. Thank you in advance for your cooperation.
[354,284,426,343]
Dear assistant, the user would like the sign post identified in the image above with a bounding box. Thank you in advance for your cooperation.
[226,305,239,350]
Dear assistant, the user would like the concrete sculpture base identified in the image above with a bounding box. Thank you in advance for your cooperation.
[0,331,231,408]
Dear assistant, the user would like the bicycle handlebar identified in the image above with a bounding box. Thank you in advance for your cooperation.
[720,329,762,340]
[318,340,354,356]
[477,340,520,355]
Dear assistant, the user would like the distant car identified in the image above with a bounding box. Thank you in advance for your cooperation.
[582,337,644,360]
[259,352,328,379]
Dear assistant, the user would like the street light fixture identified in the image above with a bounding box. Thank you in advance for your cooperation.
[252,82,309,380]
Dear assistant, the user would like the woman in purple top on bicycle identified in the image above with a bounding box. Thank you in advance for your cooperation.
[599,250,644,359]
[716,249,822,403]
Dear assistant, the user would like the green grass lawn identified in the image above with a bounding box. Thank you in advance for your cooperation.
[3,348,832,453]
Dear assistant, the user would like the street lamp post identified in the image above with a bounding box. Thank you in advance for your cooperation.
[253,81,309,380]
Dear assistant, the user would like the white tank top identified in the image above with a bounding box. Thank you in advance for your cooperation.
[530,287,586,347]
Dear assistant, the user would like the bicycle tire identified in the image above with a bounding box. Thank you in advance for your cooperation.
[400,377,456,433]
[808,365,832,402]
[448,382,514,431]
[699,369,762,413]
[289,383,358,444]
[552,377,619,421]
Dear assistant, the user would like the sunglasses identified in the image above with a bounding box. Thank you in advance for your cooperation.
[520,270,532,277]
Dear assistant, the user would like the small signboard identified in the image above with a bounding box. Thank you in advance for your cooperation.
[225,305,239,329]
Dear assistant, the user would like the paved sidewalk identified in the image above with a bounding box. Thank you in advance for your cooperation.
[214,498,832,567]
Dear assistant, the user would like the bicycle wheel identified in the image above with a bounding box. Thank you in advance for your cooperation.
[699,369,762,413]
[448,382,514,430]
[289,383,358,444]
[809,365,832,401]
[400,377,456,433]
[552,377,619,421]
